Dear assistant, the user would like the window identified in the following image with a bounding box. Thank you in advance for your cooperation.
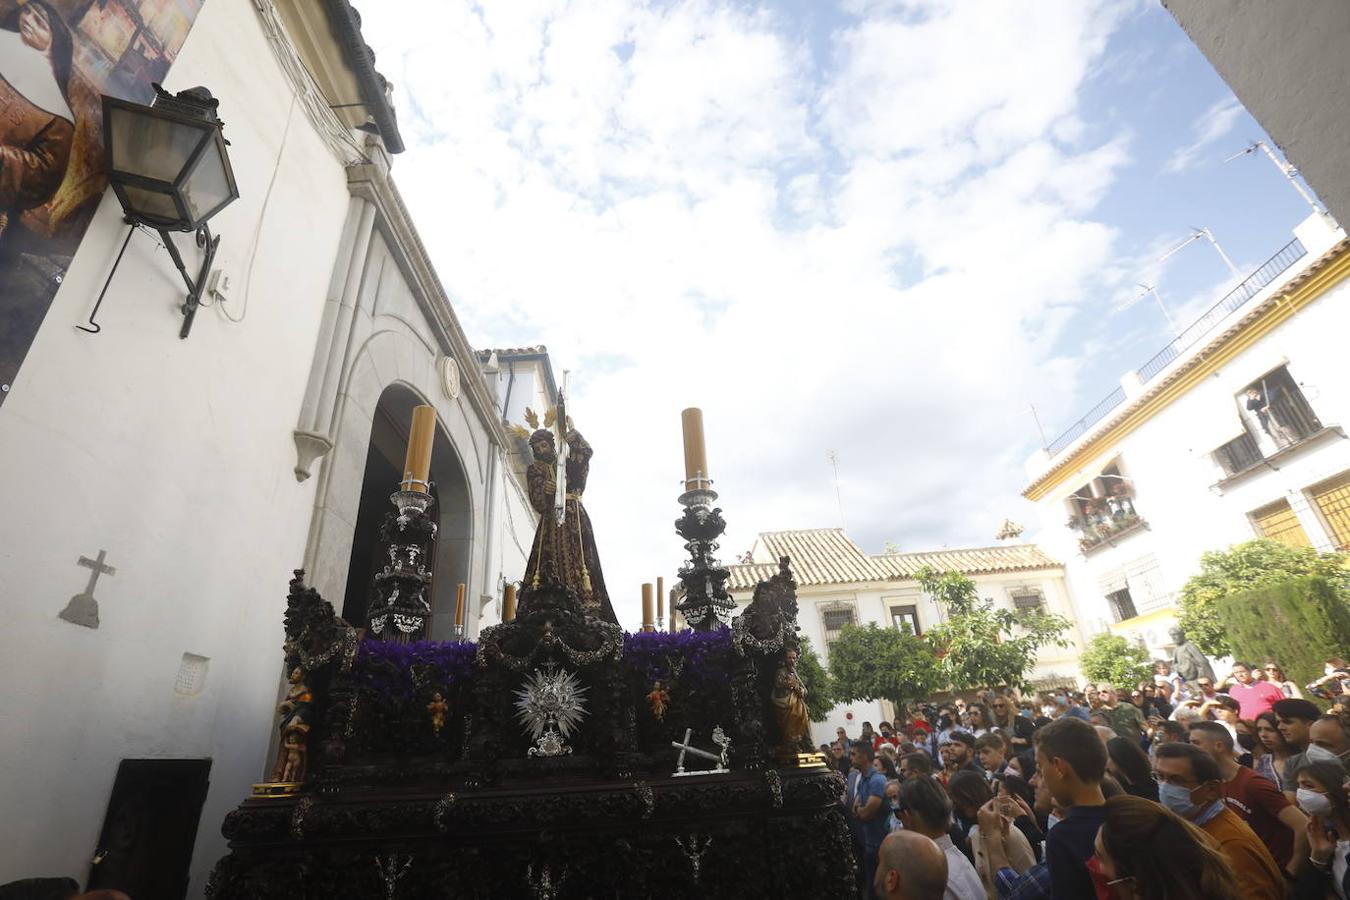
[1011,590,1044,613]
[1250,499,1312,549]
[820,604,856,658]
[1215,430,1263,476]
[1106,587,1137,622]
[889,604,921,636]
[1067,460,1143,552]
[1310,471,1350,550]
[1237,365,1322,455]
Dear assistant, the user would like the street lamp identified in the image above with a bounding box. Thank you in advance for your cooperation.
[100,84,239,338]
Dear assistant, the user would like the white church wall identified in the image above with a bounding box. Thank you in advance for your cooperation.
[0,0,353,892]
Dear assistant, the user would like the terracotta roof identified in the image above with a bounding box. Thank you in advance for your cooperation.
[476,345,549,361]
[725,528,1061,592]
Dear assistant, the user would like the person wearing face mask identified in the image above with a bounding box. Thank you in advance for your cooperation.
[1152,742,1285,899]
[1188,720,1309,877]
[1308,715,1350,765]
[1275,698,1325,802]
[1293,759,1350,900]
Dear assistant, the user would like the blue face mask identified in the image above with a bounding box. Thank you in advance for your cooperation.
[1158,782,1203,819]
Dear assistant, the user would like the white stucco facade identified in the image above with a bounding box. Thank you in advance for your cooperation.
[726,530,1083,747]
[1164,0,1350,226]
[1022,214,1350,660]
[0,2,540,895]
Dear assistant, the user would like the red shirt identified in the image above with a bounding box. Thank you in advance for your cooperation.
[1221,765,1293,868]
[1227,681,1284,719]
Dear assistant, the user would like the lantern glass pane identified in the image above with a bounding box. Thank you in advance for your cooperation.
[182,139,233,223]
[107,105,206,182]
[119,184,182,224]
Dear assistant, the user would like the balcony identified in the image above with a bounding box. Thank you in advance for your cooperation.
[1070,506,1147,554]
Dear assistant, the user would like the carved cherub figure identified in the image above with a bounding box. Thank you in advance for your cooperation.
[427,691,449,735]
[647,680,670,721]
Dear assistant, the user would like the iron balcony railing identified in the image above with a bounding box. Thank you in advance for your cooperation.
[1046,386,1127,455]
[1137,237,1307,383]
[1045,236,1308,458]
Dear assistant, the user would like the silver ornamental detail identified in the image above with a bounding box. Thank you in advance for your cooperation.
[514,665,588,758]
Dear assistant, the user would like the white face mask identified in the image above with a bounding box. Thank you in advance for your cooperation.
[1298,787,1334,818]
[1305,744,1345,765]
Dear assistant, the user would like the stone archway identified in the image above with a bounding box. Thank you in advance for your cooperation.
[303,327,489,636]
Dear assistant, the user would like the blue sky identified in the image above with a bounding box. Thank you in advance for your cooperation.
[360,0,1325,626]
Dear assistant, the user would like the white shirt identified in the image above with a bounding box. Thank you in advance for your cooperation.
[1333,838,1349,900]
[933,834,985,900]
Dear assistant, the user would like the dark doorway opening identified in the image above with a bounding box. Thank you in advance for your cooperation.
[87,758,211,900]
[342,384,473,637]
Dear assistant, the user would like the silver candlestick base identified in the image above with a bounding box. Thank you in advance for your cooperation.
[391,489,434,515]
[452,623,464,639]
[678,485,718,510]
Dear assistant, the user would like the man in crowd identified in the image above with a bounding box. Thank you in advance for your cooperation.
[975,733,1007,778]
[1095,684,1146,745]
[1308,713,1350,764]
[1152,742,1285,899]
[1225,661,1285,720]
[1035,716,1107,900]
[850,742,891,895]
[941,732,979,782]
[990,694,1035,751]
[901,750,935,782]
[874,831,949,900]
[1188,720,1308,876]
[895,776,985,899]
[838,726,853,753]
[1273,697,1321,800]
[1194,676,1219,702]
[874,721,900,751]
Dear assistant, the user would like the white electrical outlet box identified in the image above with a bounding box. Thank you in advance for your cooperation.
[207,267,233,304]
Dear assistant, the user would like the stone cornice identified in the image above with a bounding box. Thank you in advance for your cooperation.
[346,160,509,452]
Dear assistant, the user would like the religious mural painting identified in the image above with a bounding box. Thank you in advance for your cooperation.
[0,0,205,401]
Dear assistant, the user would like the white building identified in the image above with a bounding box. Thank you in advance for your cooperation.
[0,3,542,896]
[725,529,1084,746]
[1021,213,1350,659]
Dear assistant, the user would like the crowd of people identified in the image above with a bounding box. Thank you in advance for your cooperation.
[829,657,1350,899]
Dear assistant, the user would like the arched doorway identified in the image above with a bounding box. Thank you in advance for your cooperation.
[342,384,473,639]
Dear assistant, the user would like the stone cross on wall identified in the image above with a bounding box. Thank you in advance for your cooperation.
[58,550,116,629]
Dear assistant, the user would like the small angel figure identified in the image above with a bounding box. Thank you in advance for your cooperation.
[427,691,449,735]
[647,680,670,721]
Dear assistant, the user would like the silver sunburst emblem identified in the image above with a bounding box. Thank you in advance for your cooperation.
[514,665,588,757]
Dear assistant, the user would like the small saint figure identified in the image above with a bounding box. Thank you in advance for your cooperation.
[521,423,617,623]
[770,649,811,756]
[647,680,670,721]
[271,666,312,783]
[427,691,449,735]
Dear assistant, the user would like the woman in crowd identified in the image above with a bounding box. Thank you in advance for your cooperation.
[1255,710,1294,788]
[951,770,1034,898]
[873,753,899,781]
[963,703,994,737]
[1294,759,1350,900]
[1106,735,1159,802]
[1094,794,1242,899]
[993,773,1044,862]
[1262,660,1303,698]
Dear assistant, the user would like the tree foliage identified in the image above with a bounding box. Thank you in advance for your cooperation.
[918,567,1071,692]
[1078,633,1154,689]
[1217,575,1350,689]
[795,635,835,722]
[828,622,942,714]
[1178,539,1349,657]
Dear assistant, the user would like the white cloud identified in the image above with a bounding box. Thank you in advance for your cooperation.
[1164,95,1244,173]
[359,0,1136,626]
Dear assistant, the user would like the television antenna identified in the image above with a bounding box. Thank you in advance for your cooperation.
[827,449,846,531]
[1224,140,1324,216]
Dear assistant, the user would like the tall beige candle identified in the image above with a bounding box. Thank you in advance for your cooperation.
[503,583,517,622]
[681,408,708,490]
[454,583,466,627]
[657,577,665,620]
[402,405,436,493]
[641,583,654,632]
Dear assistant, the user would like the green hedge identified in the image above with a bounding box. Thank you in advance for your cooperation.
[1216,575,1350,689]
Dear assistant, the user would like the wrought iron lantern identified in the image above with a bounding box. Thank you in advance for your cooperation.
[98,84,239,338]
